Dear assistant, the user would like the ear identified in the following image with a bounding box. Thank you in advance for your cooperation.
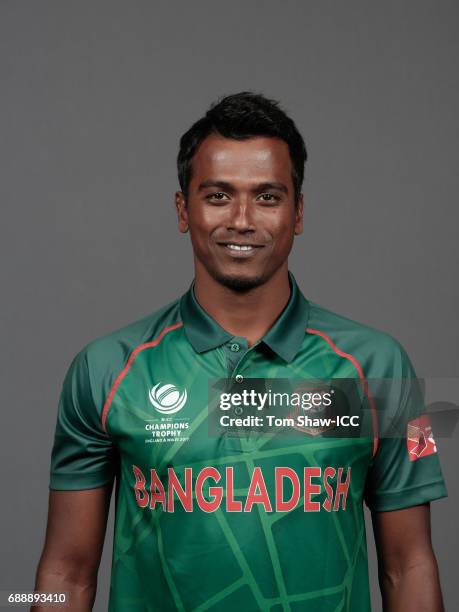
[294,193,304,235]
[175,191,189,233]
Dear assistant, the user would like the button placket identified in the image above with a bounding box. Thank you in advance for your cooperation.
[228,337,264,381]
[224,337,247,379]
[220,340,260,451]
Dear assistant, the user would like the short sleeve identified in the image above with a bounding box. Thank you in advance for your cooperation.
[49,347,118,490]
[364,344,447,512]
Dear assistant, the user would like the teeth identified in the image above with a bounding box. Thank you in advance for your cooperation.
[227,244,253,251]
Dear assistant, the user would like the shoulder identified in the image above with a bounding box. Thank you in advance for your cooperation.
[306,300,414,377]
[67,295,183,413]
[85,295,182,365]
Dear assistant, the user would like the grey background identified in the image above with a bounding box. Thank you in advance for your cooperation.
[1,1,457,610]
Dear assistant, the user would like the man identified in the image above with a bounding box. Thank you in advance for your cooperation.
[33,92,447,611]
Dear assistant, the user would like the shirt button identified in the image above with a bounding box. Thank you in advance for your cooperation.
[230,343,240,352]
[235,374,243,383]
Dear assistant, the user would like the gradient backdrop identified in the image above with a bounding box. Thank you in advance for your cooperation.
[1,2,458,610]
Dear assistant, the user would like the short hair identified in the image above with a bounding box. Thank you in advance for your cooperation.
[177,91,307,205]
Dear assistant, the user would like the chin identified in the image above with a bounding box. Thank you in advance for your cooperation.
[210,268,267,292]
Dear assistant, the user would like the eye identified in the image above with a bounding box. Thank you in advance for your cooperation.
[258,193,280,203]
[206,192,229,202]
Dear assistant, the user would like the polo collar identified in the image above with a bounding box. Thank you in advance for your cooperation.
[179,271,310,363]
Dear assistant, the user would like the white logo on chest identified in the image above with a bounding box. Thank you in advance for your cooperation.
[148,383,187,414]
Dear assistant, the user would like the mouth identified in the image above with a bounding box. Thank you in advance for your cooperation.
[216,242,265,258]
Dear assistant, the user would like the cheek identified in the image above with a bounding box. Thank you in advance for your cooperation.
[189,207,223,233]
[266,212,296,241]
[187,214,221,253]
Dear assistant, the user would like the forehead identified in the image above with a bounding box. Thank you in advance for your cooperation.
[189,134,293,186]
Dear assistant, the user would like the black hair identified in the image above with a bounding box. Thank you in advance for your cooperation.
[177,91,307,205]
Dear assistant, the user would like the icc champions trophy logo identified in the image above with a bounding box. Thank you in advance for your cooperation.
[148,382,188,415]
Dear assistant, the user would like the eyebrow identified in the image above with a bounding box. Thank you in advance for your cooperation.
[197,180,289,195]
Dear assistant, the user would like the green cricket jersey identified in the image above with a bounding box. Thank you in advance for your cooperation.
[49,271,447,612]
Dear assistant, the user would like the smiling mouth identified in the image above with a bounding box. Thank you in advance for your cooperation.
[217,242,265,257]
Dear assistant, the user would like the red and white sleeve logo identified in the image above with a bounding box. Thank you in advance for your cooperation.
[406,415,437,462]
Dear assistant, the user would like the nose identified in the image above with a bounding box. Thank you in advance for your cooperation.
[226,197,255,232]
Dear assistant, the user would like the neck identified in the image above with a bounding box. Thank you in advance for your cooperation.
[193,262,291,347]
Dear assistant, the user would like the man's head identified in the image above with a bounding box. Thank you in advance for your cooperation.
[175,92,307,291]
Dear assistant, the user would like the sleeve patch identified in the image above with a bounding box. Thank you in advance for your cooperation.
[407,415,437,462]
